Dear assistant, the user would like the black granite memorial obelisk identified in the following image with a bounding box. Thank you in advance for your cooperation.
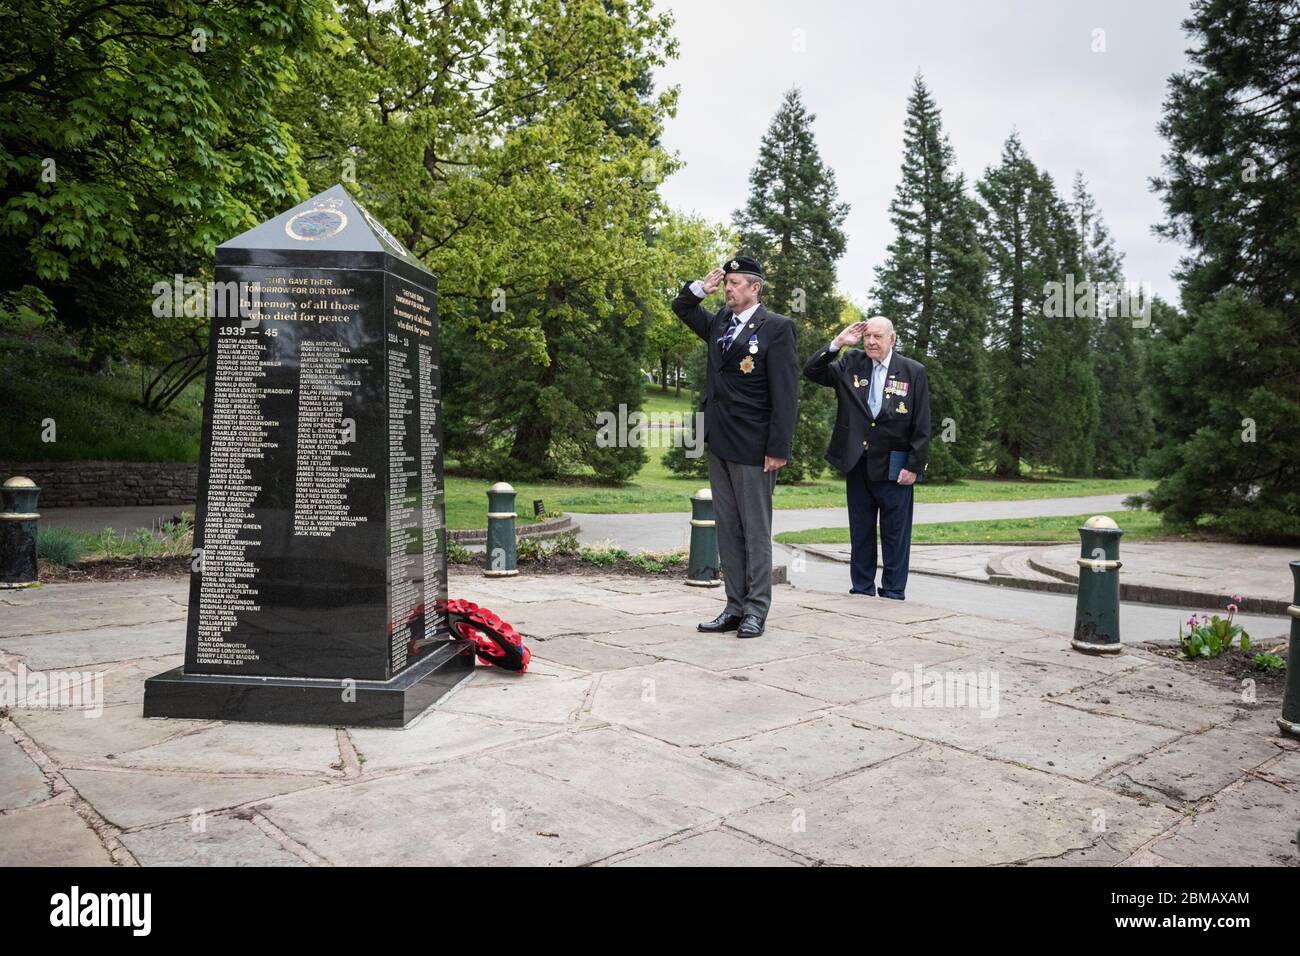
[143,186,474,727]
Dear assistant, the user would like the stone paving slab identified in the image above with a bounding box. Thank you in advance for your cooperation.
[11,702,210,768]
[494,726,782,824]
[727,653,901,705]
[1047,668,1252,733]
[0,804,116,866]
[1101,728,1290,809]
[832,634,975,670]
[773,609,903,643]
[649,628,849,671]
[609,828,805,866]
[112,721,345,777]
[531,637,657,671]
[840,692,1184,781]
[348,711,558,772]
[1,622,185,669]
[256,756,692,866]
[0,733,50,810]
[119,814,308,867]
[590,660,828,747]
[1,574,1295,867]
[703,715,920,790]
[1139,776,1299,867]
[61,768,320,830]
[440,671,593,725]
[725,744,1182,866]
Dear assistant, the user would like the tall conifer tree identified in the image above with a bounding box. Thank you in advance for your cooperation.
[1072,173,1151,476]
[1145,0,1300,539]
[734,88,849,482]
[873,75,989,479]
[977,135,1099,476]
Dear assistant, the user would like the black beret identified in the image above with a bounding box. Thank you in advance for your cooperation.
[723,255,763,278]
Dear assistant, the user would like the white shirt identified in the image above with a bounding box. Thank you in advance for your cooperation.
[690,280,760,342]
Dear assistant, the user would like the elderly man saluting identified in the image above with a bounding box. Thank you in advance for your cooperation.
[672,256,799,638]
[804,317,930,600]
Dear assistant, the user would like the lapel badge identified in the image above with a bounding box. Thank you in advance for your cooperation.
[739,355,755,374]
[898,402,908,414]
[852,373,860,388]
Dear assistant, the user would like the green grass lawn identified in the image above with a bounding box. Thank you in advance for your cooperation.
[445,445,1154,529]
[1,327,204,461]
[774,509,1176,546]
[638,381,695,418]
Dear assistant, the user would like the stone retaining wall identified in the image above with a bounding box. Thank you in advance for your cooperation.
[0,462,198,508]
[449,514,576,544]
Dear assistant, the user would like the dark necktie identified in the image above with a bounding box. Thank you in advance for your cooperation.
[718,313,742,352]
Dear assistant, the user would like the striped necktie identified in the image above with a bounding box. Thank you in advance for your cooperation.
[718,313,742,352]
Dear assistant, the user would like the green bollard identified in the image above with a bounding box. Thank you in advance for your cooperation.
[484,481,518,577]
[685,488,721,587]
[1277,560,1300,739]
[1071,515,1123,654]
[0,476,41,589]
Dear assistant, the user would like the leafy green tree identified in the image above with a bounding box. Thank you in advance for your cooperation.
[288,0,679,480]
[1144,0,1300,540]
[645,213,733,396]
[0,0,333,406]
[872,75,989,480]
[734,88,849,483]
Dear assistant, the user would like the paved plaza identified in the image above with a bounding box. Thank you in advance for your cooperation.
[1,573,1296,866]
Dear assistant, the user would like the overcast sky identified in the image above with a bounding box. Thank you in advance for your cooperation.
[652,0,1196,306]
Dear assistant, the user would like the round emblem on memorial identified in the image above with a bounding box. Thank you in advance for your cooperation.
[284,208,348,241]
[360,205,410,256]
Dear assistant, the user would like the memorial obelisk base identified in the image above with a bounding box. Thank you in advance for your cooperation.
[144,641,473,728]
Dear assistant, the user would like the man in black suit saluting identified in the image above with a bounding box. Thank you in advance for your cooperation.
[672,256,799,638]
[804,316,930,600]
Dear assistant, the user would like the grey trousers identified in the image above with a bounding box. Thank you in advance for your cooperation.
[708,451,777,619]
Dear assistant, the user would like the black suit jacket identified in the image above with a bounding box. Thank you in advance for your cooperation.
[803,343,931,480]
[671,283,799,466]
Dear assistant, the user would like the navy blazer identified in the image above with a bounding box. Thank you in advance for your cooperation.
[671,283,800,467]
[803,343,931,480]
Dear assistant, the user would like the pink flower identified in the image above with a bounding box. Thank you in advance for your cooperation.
[1232,594,1244,603]
[1227,604,1238,614]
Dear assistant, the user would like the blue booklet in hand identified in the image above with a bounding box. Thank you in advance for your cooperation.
[888,451,920,482]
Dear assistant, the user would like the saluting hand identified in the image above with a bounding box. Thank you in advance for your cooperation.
[832,321,870,349]
[700,267,725,295]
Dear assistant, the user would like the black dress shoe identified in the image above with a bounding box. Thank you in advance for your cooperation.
[736,614,765,639]
[698,611,742,633]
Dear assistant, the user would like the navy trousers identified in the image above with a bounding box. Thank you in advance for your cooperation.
[845,457,914,599]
